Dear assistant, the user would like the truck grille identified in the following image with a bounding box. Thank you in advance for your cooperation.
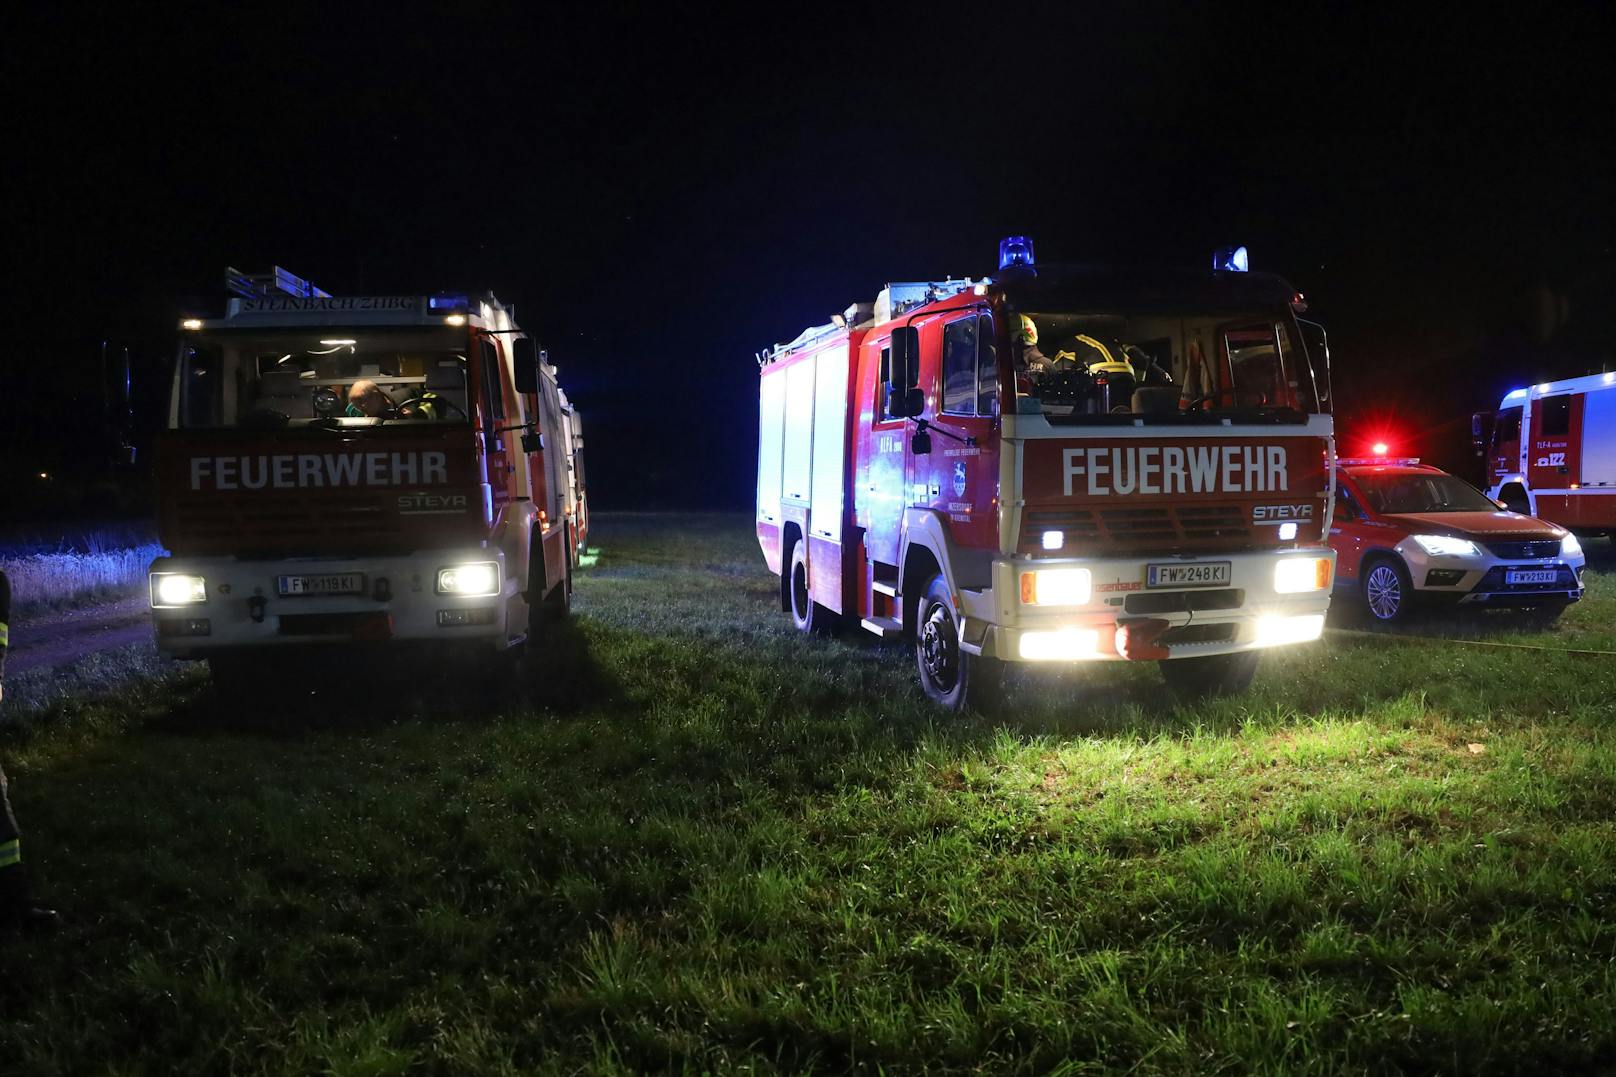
[1023,505,1251,555]
[169,493,403,554]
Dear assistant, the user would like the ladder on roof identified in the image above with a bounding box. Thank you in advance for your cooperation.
[225,266,331,299]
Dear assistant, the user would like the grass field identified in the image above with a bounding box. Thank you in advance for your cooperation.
[1,541,166,615]
[3,515,1614,1074]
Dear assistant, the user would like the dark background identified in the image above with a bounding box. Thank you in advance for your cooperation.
[4,5,1612,523]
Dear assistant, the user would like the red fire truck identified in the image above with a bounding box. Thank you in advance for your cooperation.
[756,240,1337,708]
[149,268,581,681]
[1473,372,1616,535]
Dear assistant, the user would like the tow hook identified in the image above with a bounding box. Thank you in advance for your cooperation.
[373,577,392,602]
[1115,618,1171,661]
[247,595,267,624]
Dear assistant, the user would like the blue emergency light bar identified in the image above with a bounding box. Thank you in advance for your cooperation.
[1213,245,1250,273]
[998,236,1036,270]
[428,294,470,313]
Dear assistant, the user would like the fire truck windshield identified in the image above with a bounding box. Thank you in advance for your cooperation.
[1350,472,1499,515]
[1011,310,1321,422]
[174,328,471,429]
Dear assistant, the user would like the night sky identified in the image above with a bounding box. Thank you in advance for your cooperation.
[5,6,1612,520]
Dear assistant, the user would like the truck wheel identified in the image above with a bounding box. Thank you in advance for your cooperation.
[1500,486,1530,516]
[914,574,997,711]
[788,541,836,634]
[1159,650,1260,701]
[1362,556,1413,624]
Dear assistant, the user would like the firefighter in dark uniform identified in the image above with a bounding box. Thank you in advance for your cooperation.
[1,569,60,930]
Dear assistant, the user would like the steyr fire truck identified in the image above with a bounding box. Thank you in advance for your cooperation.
[1473,372,1616,535]
[149,267,581,681]
[756,240,1337,708]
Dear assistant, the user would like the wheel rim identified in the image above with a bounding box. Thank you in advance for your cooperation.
[1366,564,1402,620]
[791,560,809,622]
[919,600,959,691]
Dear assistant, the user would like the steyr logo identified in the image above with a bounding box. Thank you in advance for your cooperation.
[1253,503,1315,523]
[397,492,468,516]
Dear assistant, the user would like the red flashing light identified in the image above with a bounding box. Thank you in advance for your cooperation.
[1372,442,1389,455]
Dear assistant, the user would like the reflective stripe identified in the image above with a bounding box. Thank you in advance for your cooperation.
[0,620,9,648]
[0,839,19,869]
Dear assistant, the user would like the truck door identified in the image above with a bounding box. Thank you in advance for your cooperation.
[476,335,515,520]
[921,312,998,551]
[856,336,904,569]
[1527,394,1575,491]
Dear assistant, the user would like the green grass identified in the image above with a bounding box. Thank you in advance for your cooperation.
[3,516,1614,1074]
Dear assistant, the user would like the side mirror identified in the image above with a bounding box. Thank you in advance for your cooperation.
[520,430,544,454]
[910,428,932,455]
[512,338,540,394]
[1493,497,1509,511]
[1471,411,1493,456]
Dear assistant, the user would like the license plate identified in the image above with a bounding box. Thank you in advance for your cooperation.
[1146,561,1232,589]
[277,573,365,596]
[1505,569,1557,586]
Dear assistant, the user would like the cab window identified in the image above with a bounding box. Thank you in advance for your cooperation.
[479,339,506,449]
[876,344,896,422]
[1494,406,1522,449]
[976,314,997,417]
[942,318,978,415]
[1539,396,1571,437]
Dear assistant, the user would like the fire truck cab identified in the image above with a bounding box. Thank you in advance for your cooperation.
[149,268,581,676]
[1474,372,1616,536]
[757,241,1337,709]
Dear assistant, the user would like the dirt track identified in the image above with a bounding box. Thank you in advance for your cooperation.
[5,597,151,675]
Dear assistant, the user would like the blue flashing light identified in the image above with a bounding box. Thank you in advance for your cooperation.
[998,235,1036,271]
[1213,245,1249,273]
[429,294,470,312]
[1503,388,1527,401]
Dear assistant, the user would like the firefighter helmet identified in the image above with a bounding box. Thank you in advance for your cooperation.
[1015,315,1039,345]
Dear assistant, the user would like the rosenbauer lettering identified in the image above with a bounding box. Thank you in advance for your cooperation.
[188,451,450,491]
[1062,444,1289,497]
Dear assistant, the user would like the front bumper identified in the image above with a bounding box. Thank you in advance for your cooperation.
[959,548,1335,663]
[1397,542,1585,606]
[148,550,518,658]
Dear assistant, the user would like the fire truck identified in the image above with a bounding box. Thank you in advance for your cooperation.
[756,240,1337,708]
[558,387,590,564]
[1473,372,1616,535]
[149,267,581,680]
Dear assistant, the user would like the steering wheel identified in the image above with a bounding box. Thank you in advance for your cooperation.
[396,395,468,420]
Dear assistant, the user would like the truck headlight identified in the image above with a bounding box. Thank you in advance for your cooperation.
[1562,533,1582,558]
[436,562,500,596]
[1273,557,1332,593]
[151,573,207,607]
[1411,534,1480,557]
[1255,613,1325,647]
[1019,567,1092,606]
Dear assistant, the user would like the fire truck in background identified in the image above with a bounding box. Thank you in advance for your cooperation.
[558,387,590,563]
[1473,372,1616,535]
[149,267,583,682]
[756,240,1337,709]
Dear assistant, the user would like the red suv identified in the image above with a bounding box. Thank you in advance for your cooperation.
[1331,459,1585,623]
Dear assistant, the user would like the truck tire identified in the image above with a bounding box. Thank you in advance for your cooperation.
[1159,650,1260,701]
[1361,555,1413,624]
[787,541,836,635]
[914,573,998,712]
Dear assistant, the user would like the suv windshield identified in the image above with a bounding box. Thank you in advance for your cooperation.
[1352,471,1499,514]
[1011,310,1320,421]
[175,328,470,429]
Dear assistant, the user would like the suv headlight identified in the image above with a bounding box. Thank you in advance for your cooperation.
[1562,533,1583,558]
[1411,534,1480,557]
[436,562,500,596]
[150,573,207,607]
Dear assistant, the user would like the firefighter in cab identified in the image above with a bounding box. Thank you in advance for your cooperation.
[1,569,61,930]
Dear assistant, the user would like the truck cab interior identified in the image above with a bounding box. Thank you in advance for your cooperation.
[176,329,473,429]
